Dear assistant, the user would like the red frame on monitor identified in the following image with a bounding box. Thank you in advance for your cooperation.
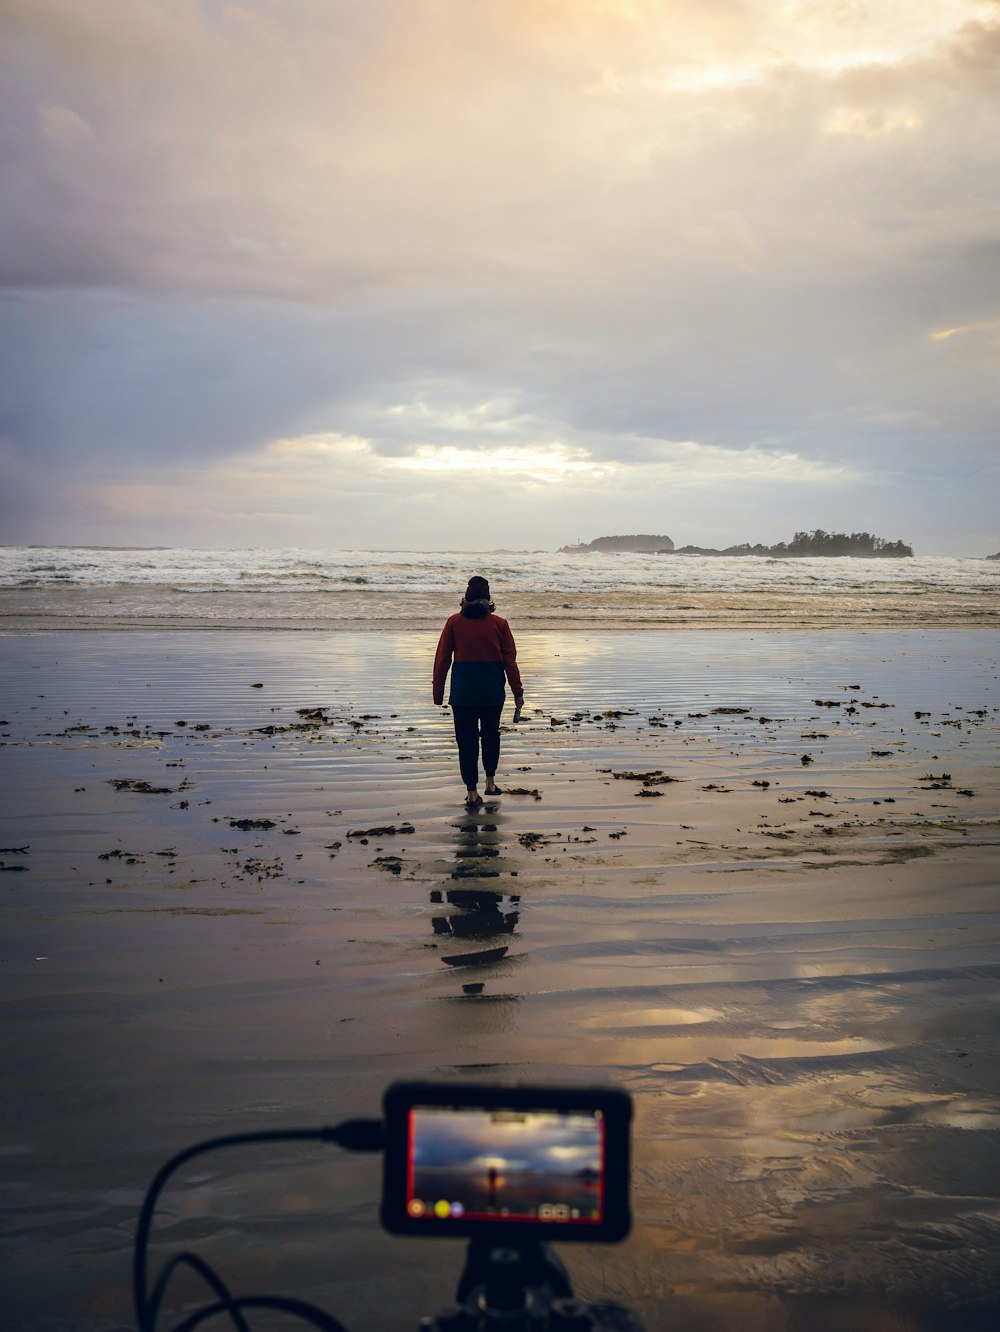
[381,1081,632,1243]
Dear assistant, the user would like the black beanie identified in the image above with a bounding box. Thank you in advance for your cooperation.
[466,576,491,601]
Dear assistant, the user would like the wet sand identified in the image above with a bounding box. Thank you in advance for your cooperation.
[1,629,999,1331]
[3,577,999,632]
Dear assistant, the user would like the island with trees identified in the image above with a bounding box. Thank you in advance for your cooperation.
[560,534,675,553]
[561,530,913,557]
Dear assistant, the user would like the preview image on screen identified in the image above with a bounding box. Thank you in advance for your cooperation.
[406,1105,605,1225]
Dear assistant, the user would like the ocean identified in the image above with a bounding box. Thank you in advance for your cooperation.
[2,548,999,1330]
[1,545,998,630]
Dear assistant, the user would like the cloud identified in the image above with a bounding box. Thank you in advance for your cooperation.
[393,443,611,483]
[1,1,998,553]
[4,0,997,297]
[38,425,864,554]
[931,317,1000,341]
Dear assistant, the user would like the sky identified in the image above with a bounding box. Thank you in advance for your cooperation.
[412,1109,601,1174]
[1,0,998,556]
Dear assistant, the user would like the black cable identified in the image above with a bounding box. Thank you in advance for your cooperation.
[147,1252,250,1332]
[134,1120,384,1332]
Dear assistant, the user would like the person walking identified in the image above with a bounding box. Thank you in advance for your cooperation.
[433,575,524,807]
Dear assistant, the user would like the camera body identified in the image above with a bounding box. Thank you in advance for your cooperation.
[381,1081,632,1245]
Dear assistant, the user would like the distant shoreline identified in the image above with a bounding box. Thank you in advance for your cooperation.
[561,531,915,558]
[3,543,997,558]
[562,547,915,559]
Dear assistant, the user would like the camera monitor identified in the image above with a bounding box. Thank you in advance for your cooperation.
[381,1082,631,1242]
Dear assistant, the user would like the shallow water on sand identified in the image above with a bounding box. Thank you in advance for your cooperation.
[1,630,999,1330]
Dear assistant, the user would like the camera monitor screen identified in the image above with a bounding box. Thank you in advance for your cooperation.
[381,1082,631,1242]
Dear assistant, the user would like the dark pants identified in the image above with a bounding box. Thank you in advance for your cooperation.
[452,704,503,790]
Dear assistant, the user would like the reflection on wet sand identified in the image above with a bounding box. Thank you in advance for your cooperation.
[1,629,998,1331]
[432,809,520,972]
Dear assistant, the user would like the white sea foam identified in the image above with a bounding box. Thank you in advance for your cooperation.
[1,546,998,629]
[3,545,998,593]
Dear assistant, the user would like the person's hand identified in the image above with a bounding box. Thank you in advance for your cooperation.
[514,695,524,708]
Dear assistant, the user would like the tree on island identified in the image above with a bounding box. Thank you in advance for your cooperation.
[560,534,674,553]
[563,530,913,557]
[756,530,912,557]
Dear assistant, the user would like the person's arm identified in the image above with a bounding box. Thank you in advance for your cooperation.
[432,620,455,705]
[500,621,524,705]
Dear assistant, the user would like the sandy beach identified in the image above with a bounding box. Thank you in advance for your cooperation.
[1,628,999,1330]
[3,570,998,633]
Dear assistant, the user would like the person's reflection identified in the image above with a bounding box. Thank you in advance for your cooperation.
[430,807,520,968]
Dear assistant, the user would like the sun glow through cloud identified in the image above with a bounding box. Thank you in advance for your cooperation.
[393,444,611,481]
[931,318,1000,342]
[823,107,924,138]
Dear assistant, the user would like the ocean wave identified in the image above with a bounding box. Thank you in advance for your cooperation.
[2,548,998,627]
[16,574,81,585]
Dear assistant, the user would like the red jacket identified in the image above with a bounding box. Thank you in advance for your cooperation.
[433,611,523,707]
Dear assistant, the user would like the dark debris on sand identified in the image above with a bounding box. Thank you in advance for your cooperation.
[347,823,416,838]
[108,778,183,795]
